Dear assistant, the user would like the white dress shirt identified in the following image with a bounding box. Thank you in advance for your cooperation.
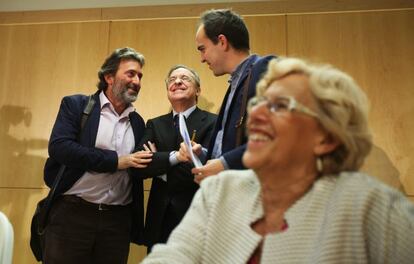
[65,91,135,205]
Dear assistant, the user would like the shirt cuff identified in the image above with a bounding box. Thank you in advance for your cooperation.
[219,156,229,170]
[158,174,167,182]
[198,147,208,163]
[169,151,180,166]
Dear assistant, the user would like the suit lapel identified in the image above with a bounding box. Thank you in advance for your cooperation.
[217,55,260,128]
[153,108,205,149]
[157,112,178,149]
[228,55,259,110]
[185,107,206,142]
[236,55,259,88]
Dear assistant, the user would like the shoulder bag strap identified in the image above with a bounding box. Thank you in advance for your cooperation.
[51,94,95,196]
[235,67,253,147]
[38,94,96,233]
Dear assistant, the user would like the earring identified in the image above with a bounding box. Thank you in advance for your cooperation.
[316,156,323,174]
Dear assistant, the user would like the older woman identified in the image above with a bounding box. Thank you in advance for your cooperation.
[141,58,414,263]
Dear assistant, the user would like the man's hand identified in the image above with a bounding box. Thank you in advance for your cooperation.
[143,141,157,152]
[177,141,202,163]
[191,159,224,184]
[118,150,153,170]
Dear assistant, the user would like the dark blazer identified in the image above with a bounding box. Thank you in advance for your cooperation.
[129,107,216,247]
[43,90,146,244]
[206,54,276,169]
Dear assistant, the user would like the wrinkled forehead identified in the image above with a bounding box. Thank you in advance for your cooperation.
[170,67,194,78]
[195,24,205,39]
[266,73,316,107]
[115,59,143,75]
[268,73,309,96]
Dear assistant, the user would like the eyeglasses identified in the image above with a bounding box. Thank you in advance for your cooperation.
[167,75,193,85]
[247,95,319,118]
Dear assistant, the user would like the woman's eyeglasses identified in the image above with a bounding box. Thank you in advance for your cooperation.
[248,95,319,118]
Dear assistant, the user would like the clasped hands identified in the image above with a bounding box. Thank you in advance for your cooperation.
[117,141,157,170]
[177,141,224,184]
[118,140,224,184]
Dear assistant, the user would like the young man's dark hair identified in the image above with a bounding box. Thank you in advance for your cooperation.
[200,9,250,52]
[97,47,145,91]
[191,8,277,182]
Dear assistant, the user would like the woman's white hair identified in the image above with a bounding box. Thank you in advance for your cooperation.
[256,57,372,174]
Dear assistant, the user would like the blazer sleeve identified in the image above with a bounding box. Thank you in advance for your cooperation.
[221,146,247,169]
[129,119,171,179]
[48,95,118,173]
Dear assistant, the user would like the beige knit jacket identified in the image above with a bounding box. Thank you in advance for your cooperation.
[142,170,414,264]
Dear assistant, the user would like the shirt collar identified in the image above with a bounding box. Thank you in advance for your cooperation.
[99,90,135,118]
[172,105,197,119]
[229,55,252,84]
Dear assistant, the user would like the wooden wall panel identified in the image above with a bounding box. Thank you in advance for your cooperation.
[0,22,109,188]
[1,0,413,24]
[245,15,287,57]
[105,0,413,21]
[0,9,102,24]
[108,18,227,121]
[286,10,414,194]
[108,15,286,122]
[0,21,110,263]
[0,188,49,263]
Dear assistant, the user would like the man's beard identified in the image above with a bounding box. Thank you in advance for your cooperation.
[112,79,138,104]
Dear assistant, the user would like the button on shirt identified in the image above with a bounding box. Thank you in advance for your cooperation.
[65,91,135,205]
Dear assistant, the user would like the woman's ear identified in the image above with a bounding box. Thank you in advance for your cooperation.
[314,133,340,156]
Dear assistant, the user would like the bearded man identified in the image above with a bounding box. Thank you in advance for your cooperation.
[42,47,151,264]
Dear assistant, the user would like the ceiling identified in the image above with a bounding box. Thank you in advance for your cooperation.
[0,0,269,12]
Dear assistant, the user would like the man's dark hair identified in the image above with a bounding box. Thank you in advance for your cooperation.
[199,9,250,52]
[97,47,145,91]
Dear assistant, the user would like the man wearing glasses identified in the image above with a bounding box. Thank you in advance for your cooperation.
[129,65,216,252]
[43,47,152,264]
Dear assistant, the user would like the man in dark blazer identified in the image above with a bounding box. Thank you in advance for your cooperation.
[42,47,152,264]
[189,9,276,182]
[129,65,216,252]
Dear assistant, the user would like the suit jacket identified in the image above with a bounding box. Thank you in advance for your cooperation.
[129,107,216,247]
[206,54,276,169]
[43,90,146,244]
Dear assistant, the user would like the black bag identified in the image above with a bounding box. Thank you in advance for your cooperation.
[30,164,66,261]
[29,95,95,261]
[29,198,47,261]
